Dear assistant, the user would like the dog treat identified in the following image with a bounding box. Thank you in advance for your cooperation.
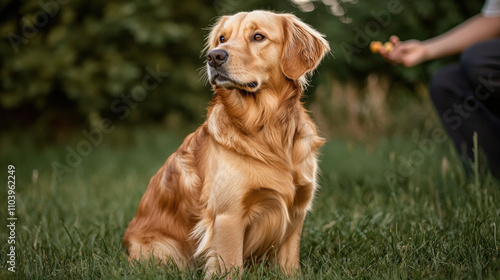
[370,41,394,54]
[383,41,393,53]
[370,41,383,53]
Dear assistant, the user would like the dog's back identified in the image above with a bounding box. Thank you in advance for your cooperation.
[123,125,209,267]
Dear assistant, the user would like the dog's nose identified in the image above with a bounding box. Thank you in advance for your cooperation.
[206,49,228,68]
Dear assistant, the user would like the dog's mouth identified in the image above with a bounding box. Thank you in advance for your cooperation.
[209,69,259,92]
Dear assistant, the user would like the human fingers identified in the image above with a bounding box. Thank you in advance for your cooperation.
[389,35,400,45]
[376,41,394,60]
[389,40,419,62]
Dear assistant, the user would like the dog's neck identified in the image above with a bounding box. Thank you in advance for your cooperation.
[210,80,302,131]
[206,80,304,165]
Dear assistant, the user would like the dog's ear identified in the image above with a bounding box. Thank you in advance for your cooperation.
[281,14,330,80]
[204,16,229,54]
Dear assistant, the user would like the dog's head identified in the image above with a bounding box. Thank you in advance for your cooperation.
[205,10,330,93]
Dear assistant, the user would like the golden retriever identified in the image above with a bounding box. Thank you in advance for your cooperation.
[123,10,330,277]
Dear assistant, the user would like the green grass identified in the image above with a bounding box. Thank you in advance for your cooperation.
[1,125,499,279]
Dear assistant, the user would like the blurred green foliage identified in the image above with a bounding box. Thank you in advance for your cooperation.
[0,0,483,132]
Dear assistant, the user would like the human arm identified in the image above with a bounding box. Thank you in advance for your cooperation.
[380,15,500,67]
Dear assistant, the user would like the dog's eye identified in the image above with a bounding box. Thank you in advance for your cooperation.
[253,34,265,41]
[219,36,226,43]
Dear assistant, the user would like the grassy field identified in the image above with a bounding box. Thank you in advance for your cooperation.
[1,125,499,279]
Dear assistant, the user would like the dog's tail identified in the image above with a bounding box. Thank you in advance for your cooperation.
[125,234,190,269]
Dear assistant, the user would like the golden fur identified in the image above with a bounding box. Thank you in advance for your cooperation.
[123,10,330,277]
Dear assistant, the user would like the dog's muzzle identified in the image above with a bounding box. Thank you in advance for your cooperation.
[206,49,258,91]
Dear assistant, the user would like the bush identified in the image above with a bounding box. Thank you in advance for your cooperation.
[0,0,483,132]
[0,0,217,130]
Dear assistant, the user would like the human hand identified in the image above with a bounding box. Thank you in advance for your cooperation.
[379,36,430,67]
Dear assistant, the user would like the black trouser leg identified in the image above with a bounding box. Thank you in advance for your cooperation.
[429,39,500,178]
